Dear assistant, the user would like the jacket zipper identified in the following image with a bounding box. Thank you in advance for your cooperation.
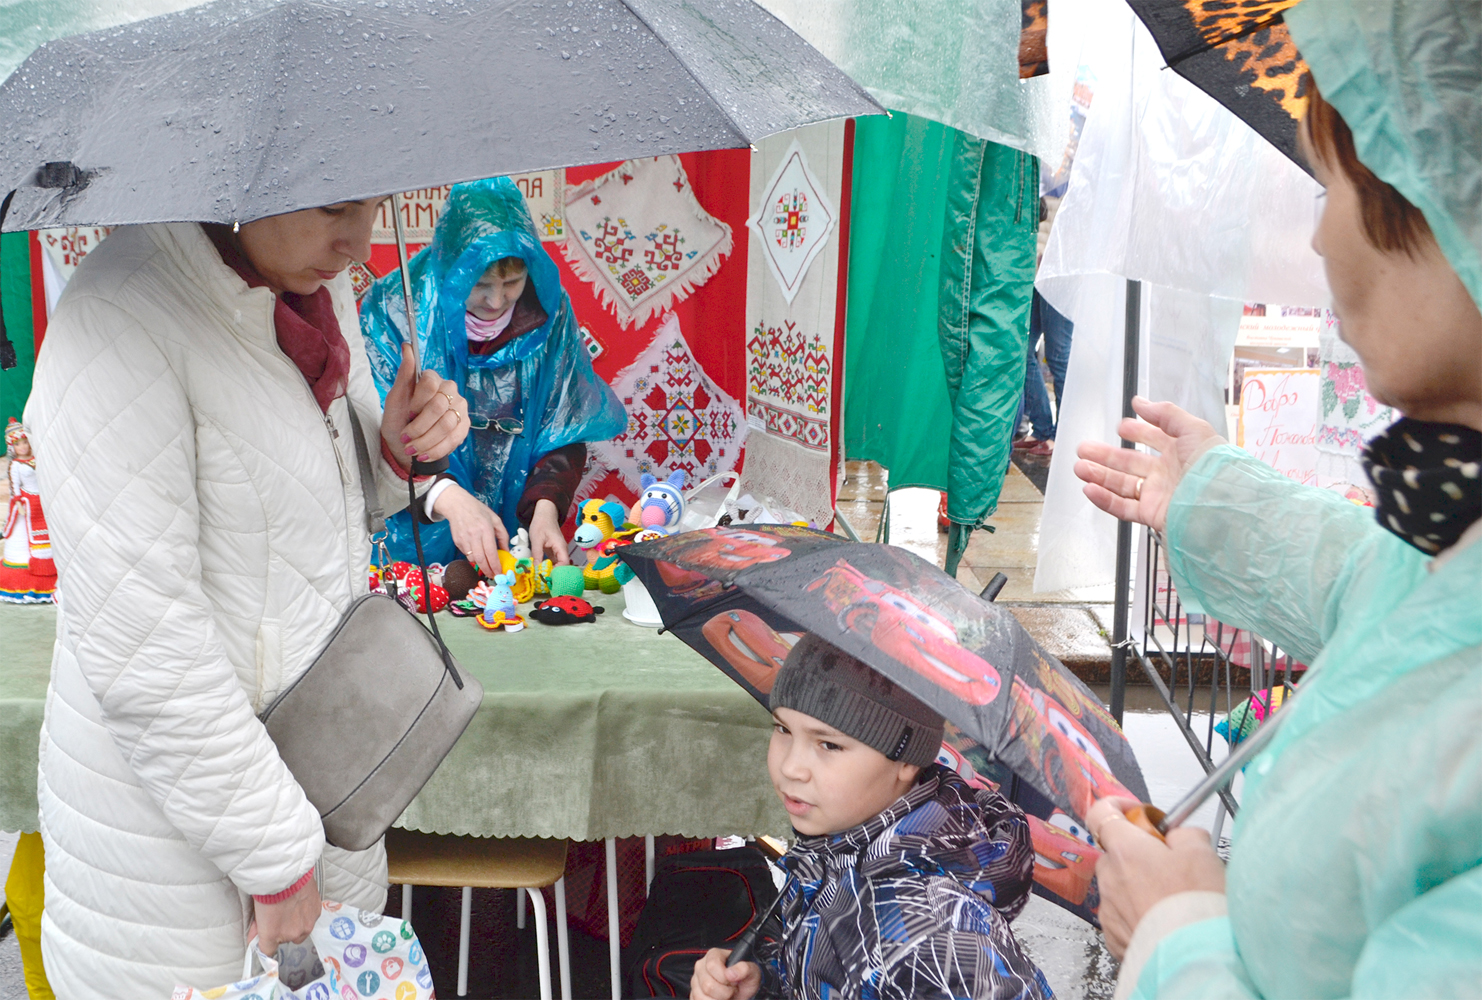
[271,345,361,598]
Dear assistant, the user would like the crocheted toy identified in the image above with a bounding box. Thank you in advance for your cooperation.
[441,559,482,601]
[472,572,525,632]
[381,560,449,614]
[548,564,586,597]
[509,527,534,563]
[631,469,687,536]
[510,557,551,604]
[574,498,632,593]
[529,595,606,625]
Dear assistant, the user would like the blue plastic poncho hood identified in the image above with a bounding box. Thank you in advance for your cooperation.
[361,177,626,564]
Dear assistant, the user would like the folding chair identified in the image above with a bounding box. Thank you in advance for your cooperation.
[386,828,571,999]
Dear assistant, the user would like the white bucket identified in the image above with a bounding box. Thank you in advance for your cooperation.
[621,577,664,627]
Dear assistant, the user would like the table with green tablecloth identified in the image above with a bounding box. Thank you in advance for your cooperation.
[0,593,790,839]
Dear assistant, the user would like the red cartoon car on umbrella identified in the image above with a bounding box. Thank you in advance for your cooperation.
[805,560,1002,705]
[1011,677,1134,820]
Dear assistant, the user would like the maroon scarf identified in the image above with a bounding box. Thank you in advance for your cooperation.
[203,224,350,412]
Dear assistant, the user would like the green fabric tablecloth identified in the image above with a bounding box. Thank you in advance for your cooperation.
[0,593,789,839]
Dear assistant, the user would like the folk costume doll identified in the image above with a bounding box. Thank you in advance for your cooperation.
[2,418,56,603]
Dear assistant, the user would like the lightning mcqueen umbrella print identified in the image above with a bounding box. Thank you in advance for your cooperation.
[619,525,1150,923]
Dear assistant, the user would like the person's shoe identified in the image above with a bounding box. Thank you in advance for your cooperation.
[1027,439,1055,456]
[1012,437,1042,452]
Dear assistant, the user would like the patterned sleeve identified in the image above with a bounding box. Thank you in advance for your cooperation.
[752,929,787,999]
[877,884,1054,1000]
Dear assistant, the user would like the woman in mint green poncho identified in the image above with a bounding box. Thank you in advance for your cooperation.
[1073,24,1482,1000]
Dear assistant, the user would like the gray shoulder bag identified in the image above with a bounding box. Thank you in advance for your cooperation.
[258,402,483,852]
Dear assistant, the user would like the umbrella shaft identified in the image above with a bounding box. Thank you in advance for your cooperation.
[390,192,422,373]
[1158,664,1321,833]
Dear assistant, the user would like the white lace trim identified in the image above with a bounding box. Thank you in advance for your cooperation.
[736,430,834,527]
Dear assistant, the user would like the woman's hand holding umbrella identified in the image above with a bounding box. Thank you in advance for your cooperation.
[1086,798,1226,959]
[379,343,469,470]
[1074,397,1225,532]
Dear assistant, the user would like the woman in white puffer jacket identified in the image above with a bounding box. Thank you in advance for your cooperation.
[23,200,470,997]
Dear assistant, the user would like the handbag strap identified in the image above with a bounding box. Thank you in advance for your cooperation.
[344,398,466,690]
[345,400,386,537]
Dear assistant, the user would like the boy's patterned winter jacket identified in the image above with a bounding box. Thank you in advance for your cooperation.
[757,764,1054,999]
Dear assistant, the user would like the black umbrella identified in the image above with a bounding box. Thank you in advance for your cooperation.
[0,0,880,230]
[619,525,1150,923]
[0,0,880,368]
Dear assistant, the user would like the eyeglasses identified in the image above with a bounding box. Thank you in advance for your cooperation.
[468,415,525,434]
[466,364,524,435]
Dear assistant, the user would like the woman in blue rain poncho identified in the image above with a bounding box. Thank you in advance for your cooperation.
[361,178,625,571]
[1073,6,1482,997]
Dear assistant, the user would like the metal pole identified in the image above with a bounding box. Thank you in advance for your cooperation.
[1109,278,1141,725]
[389,191,422,372]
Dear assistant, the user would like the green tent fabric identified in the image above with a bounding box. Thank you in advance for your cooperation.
[0,232,36,422]
[844,112,1037,559]
[844,113,958,497]
[937,135,1038,527]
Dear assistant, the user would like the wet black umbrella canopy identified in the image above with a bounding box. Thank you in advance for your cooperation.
[0,0,881,231]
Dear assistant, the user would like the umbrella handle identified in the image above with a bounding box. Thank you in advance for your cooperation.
[725,888,784,968]
[389,191,451,476]
[1124,803,1167,843]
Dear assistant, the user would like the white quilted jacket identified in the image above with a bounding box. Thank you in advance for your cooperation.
[24,222,419,998]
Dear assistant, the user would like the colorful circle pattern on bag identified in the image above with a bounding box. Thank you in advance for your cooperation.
[372,930,398,954]
[342,943,368,968]
[330,916,357,940]
[357,970,381,995]
[381,957,404,980]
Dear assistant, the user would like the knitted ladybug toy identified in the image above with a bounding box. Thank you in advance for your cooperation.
[529,595,606,625]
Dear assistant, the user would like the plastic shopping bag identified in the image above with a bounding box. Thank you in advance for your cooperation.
[170,900,434,1000]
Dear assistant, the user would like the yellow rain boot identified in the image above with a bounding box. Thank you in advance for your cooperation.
[4,832,56,1000]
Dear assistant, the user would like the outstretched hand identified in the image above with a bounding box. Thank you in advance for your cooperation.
[1073,397,1225,534]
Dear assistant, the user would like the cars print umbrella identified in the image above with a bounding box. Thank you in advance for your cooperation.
[1125,0,1311,169]
[618,524,1150,923]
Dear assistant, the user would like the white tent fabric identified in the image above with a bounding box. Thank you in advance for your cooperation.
[1032,6,1330,594]
[756,0,1067,162]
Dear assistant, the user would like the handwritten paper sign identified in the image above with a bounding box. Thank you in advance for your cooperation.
[1238,368,1319,486]
[371,172,564,245]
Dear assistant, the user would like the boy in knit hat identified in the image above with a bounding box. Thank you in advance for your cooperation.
[691,633,1053,1000]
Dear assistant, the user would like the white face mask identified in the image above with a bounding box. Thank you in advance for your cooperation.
[464,304,516,342]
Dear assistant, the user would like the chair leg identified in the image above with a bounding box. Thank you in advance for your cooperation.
[517,886,527,929]
[555,877,572,1000]
[526,886,553,1000]
[644,834,655,895]
[402,883,413,927]
[458,885,473,998]
[606,837,621,1000]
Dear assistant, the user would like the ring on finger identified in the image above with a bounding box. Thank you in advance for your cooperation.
[440,390,457,410]
[1134,478,1144,500]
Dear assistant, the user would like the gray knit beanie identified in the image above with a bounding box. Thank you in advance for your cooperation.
[769,633,944,768]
